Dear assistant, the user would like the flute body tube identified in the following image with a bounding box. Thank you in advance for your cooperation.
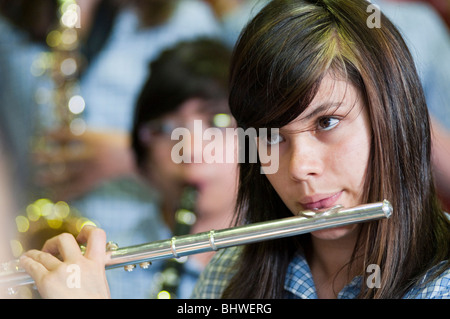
[1,200,392,290]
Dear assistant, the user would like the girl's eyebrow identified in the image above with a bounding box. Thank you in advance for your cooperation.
[278,102,343,134]
[299,102,342,122]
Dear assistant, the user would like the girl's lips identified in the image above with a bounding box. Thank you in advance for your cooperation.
[300,191,343,210]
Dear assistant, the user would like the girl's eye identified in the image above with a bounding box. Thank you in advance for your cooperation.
[264,131,285,145]
[317,116,340,131]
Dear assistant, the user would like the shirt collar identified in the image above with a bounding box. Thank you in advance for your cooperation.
[284,250,362,299]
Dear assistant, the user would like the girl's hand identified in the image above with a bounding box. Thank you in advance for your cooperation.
[19,226,111,299]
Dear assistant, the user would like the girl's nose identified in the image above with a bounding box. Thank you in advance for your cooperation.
[288,133,324,182]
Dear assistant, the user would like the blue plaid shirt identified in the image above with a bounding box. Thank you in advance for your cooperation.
[191,246,450,299]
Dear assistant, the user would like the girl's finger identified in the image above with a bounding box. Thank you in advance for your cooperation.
[76,226,107,262]
[19,254,49,285]
[23,249,61,271]
[41,233,83,262]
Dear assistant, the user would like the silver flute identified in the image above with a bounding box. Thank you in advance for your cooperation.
[1,200,392,290]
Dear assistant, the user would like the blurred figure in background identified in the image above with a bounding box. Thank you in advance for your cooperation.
[129,37,237,299]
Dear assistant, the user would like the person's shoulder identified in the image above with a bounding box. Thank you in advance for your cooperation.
[403,261,450,299]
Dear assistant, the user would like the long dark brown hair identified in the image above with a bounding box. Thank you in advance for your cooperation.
[223,0,450,299]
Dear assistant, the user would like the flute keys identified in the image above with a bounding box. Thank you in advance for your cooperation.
[80,241,118,255]
[122,262,152,271]
[106,241,119,251]
[122,261,152,271]
[124,265,136,272]
[139,262,151,269]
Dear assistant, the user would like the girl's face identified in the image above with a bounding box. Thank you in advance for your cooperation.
[262,74,372,240]
[144,98,238,221]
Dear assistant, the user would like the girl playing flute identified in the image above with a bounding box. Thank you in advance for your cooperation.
[20,0,449,299]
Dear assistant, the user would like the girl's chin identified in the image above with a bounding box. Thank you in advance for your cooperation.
[311,224,359,240]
